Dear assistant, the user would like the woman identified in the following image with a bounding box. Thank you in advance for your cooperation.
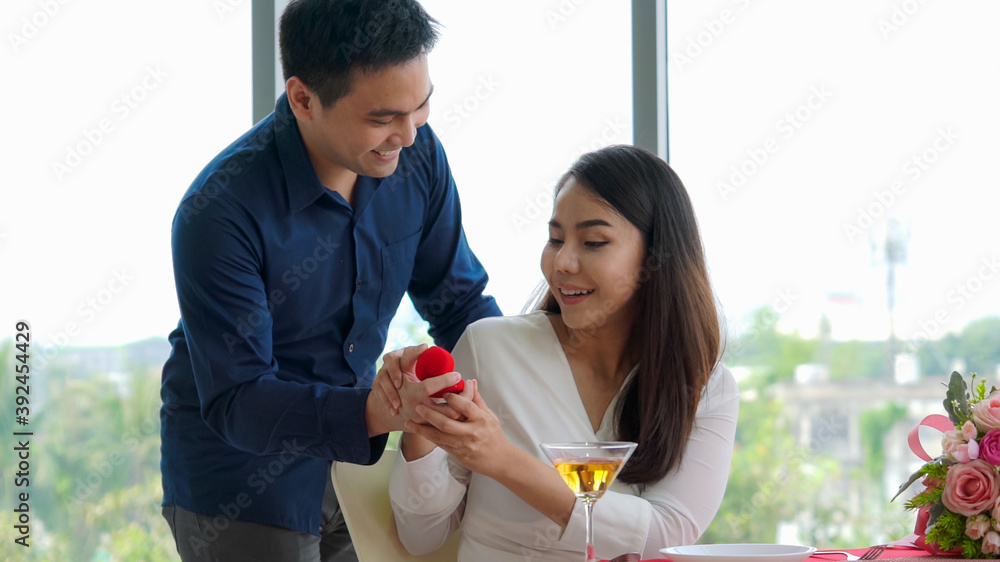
[383,145,739,561]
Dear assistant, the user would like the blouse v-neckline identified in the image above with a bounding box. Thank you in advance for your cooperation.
[539,313,638,435]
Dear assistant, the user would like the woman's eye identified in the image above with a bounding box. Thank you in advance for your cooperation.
[371,119,392,126]
[547,238,564,246]
[584,241,609,249]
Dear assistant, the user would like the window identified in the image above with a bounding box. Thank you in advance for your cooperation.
[384,0,635,348]
[669,0,1000,546]
[1,3,252,559]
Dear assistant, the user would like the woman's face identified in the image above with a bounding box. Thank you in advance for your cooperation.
[541,178,647,335]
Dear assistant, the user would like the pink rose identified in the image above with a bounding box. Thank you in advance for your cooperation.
[967,514,992,539]
[941,459,999,516]
[964,420,979,441]
[943,429,967,460]
[954,440,981,463]
[991,497,1000,527]
[974,393,1000,432]
[981,431,1000,465]
[984,531,1000,555]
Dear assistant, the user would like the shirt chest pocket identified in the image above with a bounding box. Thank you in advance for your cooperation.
[377,229,422,320]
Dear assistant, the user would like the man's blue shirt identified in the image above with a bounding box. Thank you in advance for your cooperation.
[160,94,500,535]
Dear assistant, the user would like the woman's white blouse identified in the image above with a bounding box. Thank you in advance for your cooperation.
[389,312,739,561]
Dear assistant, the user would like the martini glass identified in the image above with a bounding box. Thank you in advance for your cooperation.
[540,441,637,562]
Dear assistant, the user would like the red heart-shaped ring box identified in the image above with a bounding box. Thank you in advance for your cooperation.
[415,346,464,399]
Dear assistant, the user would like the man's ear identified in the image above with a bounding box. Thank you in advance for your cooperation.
[286,77,316,121]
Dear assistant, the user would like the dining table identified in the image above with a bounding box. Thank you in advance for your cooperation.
[606,540,967,561]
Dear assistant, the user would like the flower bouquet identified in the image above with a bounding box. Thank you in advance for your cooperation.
[895,371,1000,558]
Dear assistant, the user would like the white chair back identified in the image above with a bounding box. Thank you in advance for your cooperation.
[330,448,461,561]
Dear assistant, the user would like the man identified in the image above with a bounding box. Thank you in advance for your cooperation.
[159,1,501,560]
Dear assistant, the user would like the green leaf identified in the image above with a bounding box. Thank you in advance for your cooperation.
[973,376,987,403]
[961,537,996,559]
[904,487,942,510]
[927,499,947,530]
[894,459,950,502]
[925,509,965,552]
[945,371,971,425]
[892,465,928,502]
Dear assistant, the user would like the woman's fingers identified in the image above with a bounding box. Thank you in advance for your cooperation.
[469,380,487,410]
[405,386,506,475]
[420,371,465,399]
[415,402,467,435]
[416,377,476,421]
[418,398,463,421]
[411,390,491,441]
[458,378,476,400]
[442,390,480,420]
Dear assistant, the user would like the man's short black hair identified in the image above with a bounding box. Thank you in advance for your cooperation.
[279,0,440,108]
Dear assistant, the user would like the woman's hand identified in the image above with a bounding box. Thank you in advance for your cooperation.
[405,380,578,529]
[404,380,513,478]
[400,377,477,461]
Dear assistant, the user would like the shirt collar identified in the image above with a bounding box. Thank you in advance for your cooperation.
[273,93,328,214]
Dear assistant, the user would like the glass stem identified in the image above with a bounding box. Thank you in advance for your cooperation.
[583,499,596,562]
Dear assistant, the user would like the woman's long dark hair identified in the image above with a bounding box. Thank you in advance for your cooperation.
[534,145,720,484]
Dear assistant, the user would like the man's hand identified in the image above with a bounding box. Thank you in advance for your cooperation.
[373,344,427,416]
[365,344,467,437]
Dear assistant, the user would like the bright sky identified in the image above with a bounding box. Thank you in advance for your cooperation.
[3,1,999,357]
[667,0,1000,344]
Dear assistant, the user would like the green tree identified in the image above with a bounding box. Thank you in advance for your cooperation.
[827,340,889,379]
[702,397,837,544]
[858,403,907,482]
[0,343,172,562]
[955,316,1000,376]
[914,316,1000,376]
[86,479,176,561]
[32,376,133,557]
[724,307,819,385]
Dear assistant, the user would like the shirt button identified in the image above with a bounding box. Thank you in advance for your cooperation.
[348,344,354,353]
[356,279,362,289]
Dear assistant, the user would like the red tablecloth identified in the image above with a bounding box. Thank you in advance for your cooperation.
[626,545,956,561]
[807,546,952,559]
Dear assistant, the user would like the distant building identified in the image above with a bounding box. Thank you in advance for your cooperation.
[764,370,952,542]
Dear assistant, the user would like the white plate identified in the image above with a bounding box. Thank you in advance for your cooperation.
[659,543,817,562]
